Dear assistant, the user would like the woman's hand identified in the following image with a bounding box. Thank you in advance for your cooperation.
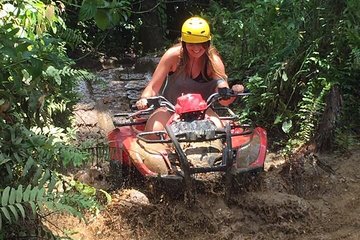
[218,84,245,106]
[231,84,244,94]
[136,98,148,109]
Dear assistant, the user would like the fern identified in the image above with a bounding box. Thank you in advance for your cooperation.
[79,0,98,21]
[3,225,60,240]
[20,227,60,240]
[59,66,95,82]
[0,183,91,233]
[0,123,90,183]
[57,27,83,50]
[0,185,77,230]
[44,65,95,86]
[295,78,331,144]
[350,47,360,70]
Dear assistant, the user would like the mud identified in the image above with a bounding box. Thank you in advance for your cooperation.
[48,64,360,240]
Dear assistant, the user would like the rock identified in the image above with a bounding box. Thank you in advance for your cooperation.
[116,189,150,206]
[74,168,110,190]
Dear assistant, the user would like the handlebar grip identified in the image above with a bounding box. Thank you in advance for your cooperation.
[146,98,160,108]
[218,87,234,100]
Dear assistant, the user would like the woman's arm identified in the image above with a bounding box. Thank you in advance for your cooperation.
[210,54,244,106]
[136,46,180,109]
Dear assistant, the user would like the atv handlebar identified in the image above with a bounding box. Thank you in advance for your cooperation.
[146,96,176,112]
[207,88,251,106]
[133,88,250,114]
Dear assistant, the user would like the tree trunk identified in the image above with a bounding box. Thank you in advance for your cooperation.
[315,85,342,152]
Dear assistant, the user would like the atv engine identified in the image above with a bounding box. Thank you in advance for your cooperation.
[170,119,222,167]
[170,119,218,140]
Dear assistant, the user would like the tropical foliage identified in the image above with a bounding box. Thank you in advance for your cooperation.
[0,0,106,238]
[209,0,360,151]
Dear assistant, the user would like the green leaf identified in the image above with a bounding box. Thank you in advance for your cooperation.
[282,120,293,134]
[32,167,43,185]
[79,2,97,21]
[45,66,62,85]
[8,205,18,221]
[110,10,120,24]
[30,186,39,202]
[16,185,23,203]
[74,181,96,196]
[23,185,32,202]
[99,189,112,204]
[36,188,45,202]
[23,157,35,176]
[54,74,61,85]
[9,188,16,205]
[14,137,22,145]
[274,115,282,124]
[2,46,17,58]
[94,9,110,30]
[37,200,45,212]
[44,201,54,211]
[121,11,128,22]
[13,152,21,162]
[5,164,13,180]
[1,187,10,206]
[29,57,43,78]
[16,42,32,53]
[82,185,96,196]
[39,169,51,186]
[1,207,11,223]
[29,201,37,215]
[15,203,26,219]
[0,156,10,166]
[47,175,57,192]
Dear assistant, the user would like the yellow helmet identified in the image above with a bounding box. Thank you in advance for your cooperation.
[181,17,211,43]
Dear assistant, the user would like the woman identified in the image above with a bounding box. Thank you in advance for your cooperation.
[136,16,244,132]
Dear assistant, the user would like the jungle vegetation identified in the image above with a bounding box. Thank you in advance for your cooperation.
[0,0,359,238]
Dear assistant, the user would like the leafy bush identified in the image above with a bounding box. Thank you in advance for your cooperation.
[0,1,106,238]
[208,0,360,149]
[0,0,94,128]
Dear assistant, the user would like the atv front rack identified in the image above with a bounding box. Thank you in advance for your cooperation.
[136,123,255,176]
[136,124,253,144]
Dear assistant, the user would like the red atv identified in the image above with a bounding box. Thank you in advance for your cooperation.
[106,88,267,200]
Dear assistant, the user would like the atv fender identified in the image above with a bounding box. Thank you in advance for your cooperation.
[127,139,170,176]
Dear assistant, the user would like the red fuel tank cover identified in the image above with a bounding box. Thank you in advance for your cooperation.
[175,93,208,114]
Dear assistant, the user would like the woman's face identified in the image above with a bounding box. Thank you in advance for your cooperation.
[185,42,207,58]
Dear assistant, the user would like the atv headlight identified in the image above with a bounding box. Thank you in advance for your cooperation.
[235,134,261,168]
